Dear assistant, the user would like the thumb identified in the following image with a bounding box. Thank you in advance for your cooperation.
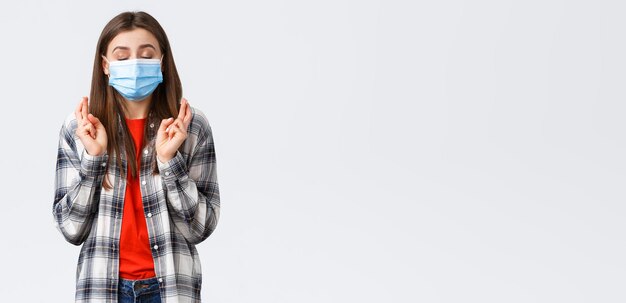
[87,114,102,128]
[158,117,174,134]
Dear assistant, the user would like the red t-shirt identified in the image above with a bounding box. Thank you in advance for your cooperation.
[118,118,156,279]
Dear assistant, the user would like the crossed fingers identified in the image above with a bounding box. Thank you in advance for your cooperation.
[74,97,96,139]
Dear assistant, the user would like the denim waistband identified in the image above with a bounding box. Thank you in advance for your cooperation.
[118,276,160,295]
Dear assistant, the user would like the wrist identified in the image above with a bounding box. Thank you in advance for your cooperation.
[157,153,174,163]
[85,147,106,157]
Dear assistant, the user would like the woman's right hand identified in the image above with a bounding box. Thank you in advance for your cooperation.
[75,97,107,156]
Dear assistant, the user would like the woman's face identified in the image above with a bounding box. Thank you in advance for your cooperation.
[102,28,162,75]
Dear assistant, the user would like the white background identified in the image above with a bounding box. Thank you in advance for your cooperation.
[0,1,624,302]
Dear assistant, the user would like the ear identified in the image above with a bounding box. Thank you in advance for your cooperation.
[101,56,110,75]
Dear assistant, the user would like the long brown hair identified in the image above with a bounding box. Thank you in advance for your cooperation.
[89,11,182,189]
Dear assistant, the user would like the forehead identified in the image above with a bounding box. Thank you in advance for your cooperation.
[107,28,160,53]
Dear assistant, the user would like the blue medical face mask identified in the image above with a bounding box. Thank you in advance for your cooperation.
[104,56,164,101]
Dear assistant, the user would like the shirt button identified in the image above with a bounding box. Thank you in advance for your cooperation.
[144,149,149,155]
[147,213,152,218]
[158,278,163,283]
[142,181,146,185]
[153,245,159,250]
[165,171,170,176]
[150,123,155,128]
[101,162,106,167]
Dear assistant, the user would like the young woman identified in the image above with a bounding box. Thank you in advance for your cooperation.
[52,11,220,303]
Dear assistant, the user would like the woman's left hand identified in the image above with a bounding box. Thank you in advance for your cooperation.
[156,98,192,163]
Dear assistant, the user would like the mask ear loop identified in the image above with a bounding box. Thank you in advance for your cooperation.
[101,55,111,77]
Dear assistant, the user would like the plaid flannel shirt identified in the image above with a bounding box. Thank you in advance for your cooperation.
[52,106,220,303]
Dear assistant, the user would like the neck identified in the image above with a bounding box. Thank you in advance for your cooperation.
[122,95,152,119]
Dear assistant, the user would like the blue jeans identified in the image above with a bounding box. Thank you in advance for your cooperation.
[118,276,162,303]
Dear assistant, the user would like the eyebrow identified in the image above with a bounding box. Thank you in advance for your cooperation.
[112,44,157,53]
